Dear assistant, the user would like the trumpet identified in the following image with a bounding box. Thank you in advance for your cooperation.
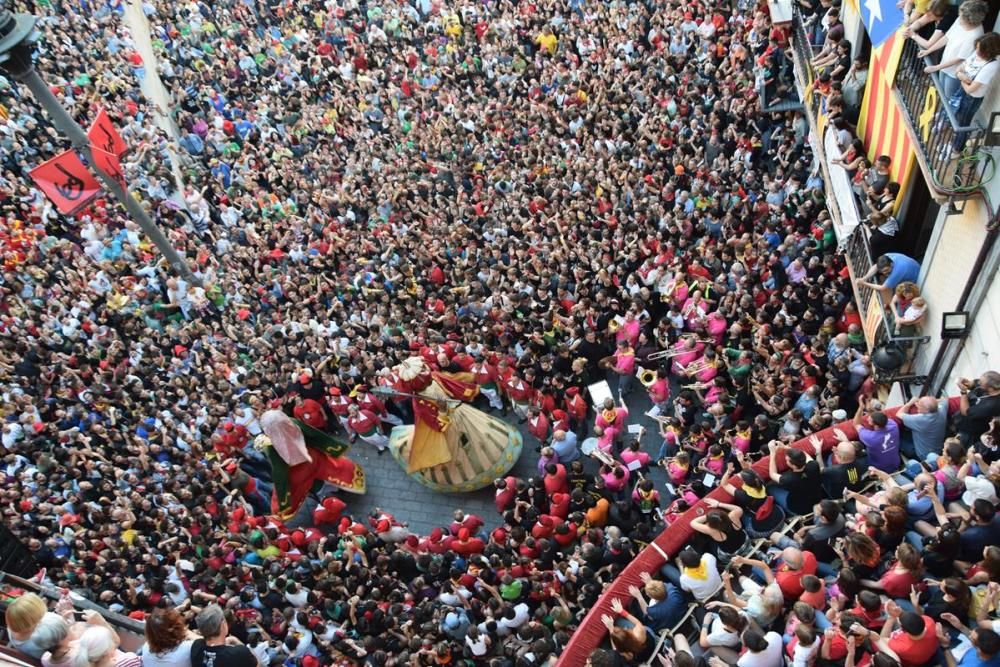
[680,358,716,377]
[637,366,657,387]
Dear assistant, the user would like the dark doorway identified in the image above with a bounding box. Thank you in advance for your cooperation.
[896,167,940,260]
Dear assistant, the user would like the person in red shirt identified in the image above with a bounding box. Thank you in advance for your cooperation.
[526,405,550,447]
[292,396,328,431]
[879,605,938,667]
[494,476,518,513]
[774,547,818,601]
[564,386,589,435]
[542,462,568,495]
[346,404,388,454]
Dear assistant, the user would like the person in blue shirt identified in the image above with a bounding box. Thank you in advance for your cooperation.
[858,252,920,301]
[627,577,686,632]
[948,627,1000,667]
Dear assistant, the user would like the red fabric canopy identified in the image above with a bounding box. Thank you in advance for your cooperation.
[556,397,961,665]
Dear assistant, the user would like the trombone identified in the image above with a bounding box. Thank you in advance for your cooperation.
[646,336,714,361]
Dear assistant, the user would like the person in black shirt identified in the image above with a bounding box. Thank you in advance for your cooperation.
[766,441,822,515]
[813,436,868,499]
[957,372,1000,445]
[190,604,258,667]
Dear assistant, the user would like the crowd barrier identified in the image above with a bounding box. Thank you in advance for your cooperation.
[555,396,962,665]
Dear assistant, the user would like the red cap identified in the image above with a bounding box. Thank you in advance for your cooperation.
[376,520,391,533]
[299,373,311,384]
[303,656,320,667]
[552,409,568,420]
[223,422,234,432]
[566,387,580,397]
[32,422,45,433]
[18,500,33,512]
[329,387,341,396]
[430,527,443,542]
[491,528,507,543]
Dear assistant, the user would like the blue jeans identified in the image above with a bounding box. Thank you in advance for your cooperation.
[952,93,984,152]
[941,73,962,105]
[816,561,838,578]
[906,530,925,550]
[770,487,791,513]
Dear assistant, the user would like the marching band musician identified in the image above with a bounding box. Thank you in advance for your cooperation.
[680,289,710,331]
[646,367,671,414]
[670,337,705,377]
[681,347,720,387]
[611,339,638,397]
[595,397,629,447]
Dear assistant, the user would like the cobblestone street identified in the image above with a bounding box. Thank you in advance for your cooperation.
[288,375,672,536]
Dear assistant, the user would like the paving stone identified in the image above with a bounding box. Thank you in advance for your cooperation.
[288,373,674,536]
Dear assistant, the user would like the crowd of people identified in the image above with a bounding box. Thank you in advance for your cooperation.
[3,0,1000,664]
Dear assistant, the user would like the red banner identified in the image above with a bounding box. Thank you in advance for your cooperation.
[431,372,479,401]
[91,147,126,191]
[28,150,102,215]
[87,107,128,157]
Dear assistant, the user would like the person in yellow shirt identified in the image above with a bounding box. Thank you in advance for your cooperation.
[535,27,558,55]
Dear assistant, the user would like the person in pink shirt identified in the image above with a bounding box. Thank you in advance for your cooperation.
[601,462,630,499]
[620,440,651,472]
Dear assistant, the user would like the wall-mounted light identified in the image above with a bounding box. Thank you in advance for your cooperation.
[941,311,970,339]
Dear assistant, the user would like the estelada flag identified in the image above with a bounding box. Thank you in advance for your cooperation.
[87,107,128,157]
[28,150,102,215]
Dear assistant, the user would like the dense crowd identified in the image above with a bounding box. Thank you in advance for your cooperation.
[3,0,1000,665]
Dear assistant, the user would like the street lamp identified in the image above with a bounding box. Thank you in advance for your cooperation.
[0,7,198,284]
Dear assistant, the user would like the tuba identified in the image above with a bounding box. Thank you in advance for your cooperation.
[637,366,657,387]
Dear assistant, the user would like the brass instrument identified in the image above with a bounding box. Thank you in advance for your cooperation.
[608,319,622,333]
[687,382,712,390]
[645,336,714,361]
[637,366,657,387]
[681,358,717,377]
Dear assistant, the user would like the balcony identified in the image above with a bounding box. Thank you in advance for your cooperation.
[894,38,993,196]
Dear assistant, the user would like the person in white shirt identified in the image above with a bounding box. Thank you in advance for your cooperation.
[671,549,722,602]
[735,629,784,667]
[920,0,988,101]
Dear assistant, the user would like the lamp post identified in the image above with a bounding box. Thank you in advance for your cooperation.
[0,7,198,284]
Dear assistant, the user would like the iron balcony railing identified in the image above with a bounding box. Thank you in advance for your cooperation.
[894,38,994,195]
[790,10,820,119]
[844,227,930,364]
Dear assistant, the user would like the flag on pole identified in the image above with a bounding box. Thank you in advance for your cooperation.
[90,146,126,191]
[860,0,904,48]
[28,150,102,215]
[87,107,128,158]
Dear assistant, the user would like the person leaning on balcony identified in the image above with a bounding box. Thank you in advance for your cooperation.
[904,0,956,50]
[858,252,921,301]
[951,33,1000,153]
[918,0,988,102]
[867,212,900,258]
